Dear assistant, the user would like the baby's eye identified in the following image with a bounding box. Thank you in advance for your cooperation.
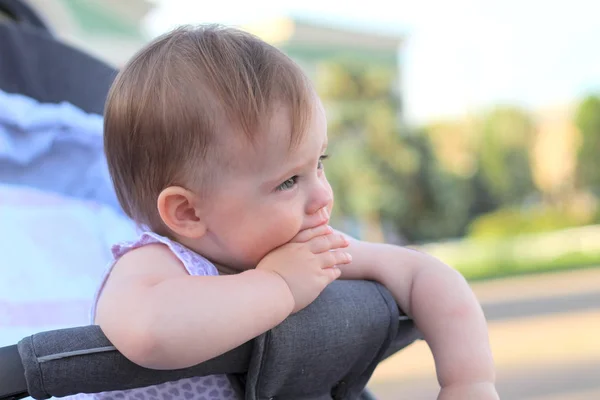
[276,176,298,191]
[317,154,329,170]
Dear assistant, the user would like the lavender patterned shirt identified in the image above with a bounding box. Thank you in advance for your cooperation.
[69,232,239,400]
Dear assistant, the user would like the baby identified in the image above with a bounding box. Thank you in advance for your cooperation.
[84,25,498,400]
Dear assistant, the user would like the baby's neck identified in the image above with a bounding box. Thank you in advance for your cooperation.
[169,231,245,276]
[213,262,238,275]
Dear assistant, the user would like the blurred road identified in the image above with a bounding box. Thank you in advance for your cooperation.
[368,268,600,399]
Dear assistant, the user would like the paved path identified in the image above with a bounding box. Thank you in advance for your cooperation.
[368,268,600,399]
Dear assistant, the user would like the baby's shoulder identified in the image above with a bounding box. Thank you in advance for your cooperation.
[111,232,219,278]
[110,239,189,283]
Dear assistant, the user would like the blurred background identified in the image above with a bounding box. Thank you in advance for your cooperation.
[3,0,600,398]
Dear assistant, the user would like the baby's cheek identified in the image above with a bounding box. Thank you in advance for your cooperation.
[268,222,298,249]
[239,230,290,265]
[241,207,304,263]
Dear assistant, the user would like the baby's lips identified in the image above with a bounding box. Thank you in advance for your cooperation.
[301,208,331,232]
[316,207,330,226]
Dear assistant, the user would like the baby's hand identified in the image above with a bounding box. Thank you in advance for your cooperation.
[438,382,499,400]
[257,225,351,313]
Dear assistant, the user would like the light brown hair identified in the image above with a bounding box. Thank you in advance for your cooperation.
[104,24,313,233]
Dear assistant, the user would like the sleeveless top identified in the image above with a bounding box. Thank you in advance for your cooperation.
[69,232,240,400]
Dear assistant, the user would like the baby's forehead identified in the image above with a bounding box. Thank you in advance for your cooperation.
[211,97,326,172]
[232,112,325,171]
[220,125,297,174]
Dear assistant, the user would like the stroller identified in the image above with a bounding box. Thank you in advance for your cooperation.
[0,2,420,399]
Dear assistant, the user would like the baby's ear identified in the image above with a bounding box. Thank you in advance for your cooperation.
[157,186,207,238]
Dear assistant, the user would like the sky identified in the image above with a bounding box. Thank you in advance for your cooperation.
[145,0,600,124]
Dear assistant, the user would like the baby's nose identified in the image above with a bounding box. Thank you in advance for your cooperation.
[307,183,333,215]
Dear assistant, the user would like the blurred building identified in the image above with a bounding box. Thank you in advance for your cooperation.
[242,16,404,116]
[19,3,405,105]
[532,105,579,197]
[24,0,153,66]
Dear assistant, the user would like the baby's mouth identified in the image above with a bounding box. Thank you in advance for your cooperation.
[302,207,330,231]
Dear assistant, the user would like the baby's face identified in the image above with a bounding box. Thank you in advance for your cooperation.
[197,100,333,271]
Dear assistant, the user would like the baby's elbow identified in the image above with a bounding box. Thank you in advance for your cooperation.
[124,330,164,369]
[444,269,485,319]
[100,317,165,369]
[416,263,478,311]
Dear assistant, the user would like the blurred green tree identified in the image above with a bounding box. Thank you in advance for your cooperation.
[316,59,410,242]
[385,132,475,242]
[574,95,600,196]
[316,59,474,242]
[475,106,537,206]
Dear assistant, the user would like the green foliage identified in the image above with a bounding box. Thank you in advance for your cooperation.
[457,249,600,281]
[475,106,537,205]
[317,58,474,242]
[317,59,410,232]
[317,58,544,242]
[311,54,597,255]
[326,137,387,218]
[467,207,590,239]
[422,225,600,280]
[574,95,600,195]
[382,133,475,242]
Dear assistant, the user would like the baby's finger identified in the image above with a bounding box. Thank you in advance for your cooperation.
[290,224,333,243]
[321,265,342,283]
[308,233,348,253]
[319,250,352,268]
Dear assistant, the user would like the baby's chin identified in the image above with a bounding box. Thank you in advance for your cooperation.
[212,252,270,275]
[212,231,300,275]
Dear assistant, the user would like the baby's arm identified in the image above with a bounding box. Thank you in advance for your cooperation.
[95,244,294,370]
[337,233,498,399]
[96,230,350,371]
